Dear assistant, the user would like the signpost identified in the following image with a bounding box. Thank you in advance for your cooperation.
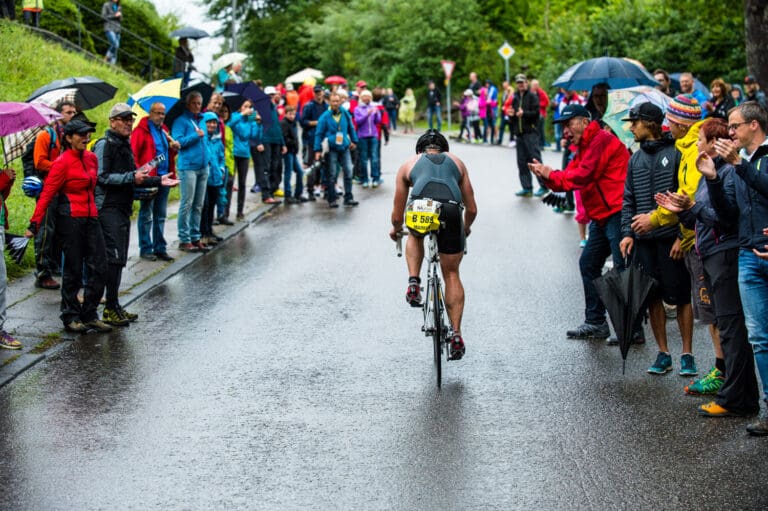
[497,41,515,83]
[441,60,455,132]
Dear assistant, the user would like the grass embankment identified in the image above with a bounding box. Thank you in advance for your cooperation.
[0,21,148,278]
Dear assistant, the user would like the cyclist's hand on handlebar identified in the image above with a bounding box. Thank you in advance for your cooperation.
[389,226,403,242]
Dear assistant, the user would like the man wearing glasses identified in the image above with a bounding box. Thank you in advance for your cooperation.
[703,101,768,436]
[131,102,180,263]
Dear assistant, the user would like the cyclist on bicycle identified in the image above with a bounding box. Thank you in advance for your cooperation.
[389,130,477,359]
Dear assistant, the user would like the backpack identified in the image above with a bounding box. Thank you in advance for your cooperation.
[22,126,56,178]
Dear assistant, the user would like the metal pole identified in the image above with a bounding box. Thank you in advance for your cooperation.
[447,79,451,133]
[505,59,510,84]
[231,0,237,52]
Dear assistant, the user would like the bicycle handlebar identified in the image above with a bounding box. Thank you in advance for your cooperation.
[395,230,408,257]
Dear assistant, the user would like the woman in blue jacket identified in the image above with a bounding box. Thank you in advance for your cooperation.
[227,100,262,220]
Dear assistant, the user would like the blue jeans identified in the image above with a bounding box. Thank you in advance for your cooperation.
[357,137,380,183]
[137,185,169,255]
[580,212,625,324]
[326,149,354,203]
[738,249,768,401]
[105,30,120,64]
[553,122,563,151]
[177,168,208,243]
[282,152,304,198]
[427,105,442,131]
[387,108,397,130]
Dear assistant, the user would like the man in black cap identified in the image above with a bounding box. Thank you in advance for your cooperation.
[300,85,327,201]
[512,73,545,197]
[93,103,179,326]
[744,75,768,110]
[528,103,630,340]
[618,102,686,356]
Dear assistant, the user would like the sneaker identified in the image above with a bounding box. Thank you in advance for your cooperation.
[274,189,285,197]
[263,197,282,204]
[698,401,750,418]
[343,199,359,207]
[566,322,610,340]
[178,242,200,253]
[533,187,549,197]
[680,354,698,377]
[285,197,301,204]
[298,196,309,203]
[236,213,246,221]
[515,188,533,197]
[406,284,422,307]
[218,217,235,226]
[117,306,138,322]
[328,201,339,208]
[64,320,88,333]
[250,185,260,193]
[140,253,157,261]
[685,367,724,395]
[746,412,768,436]
[84,319,113,333]
[103,308,130,327]
[362,180,370,189]
[647,351,673,374]
[372,179,383,188]
[579,239,587,248]
[561,205,575,214]
[352,176,363,185]
[306,194,316,202]
[35,276,61,290]
[194,240,211,252]
[156,252,175,262]
[448,334,465,360]
[0,331,22,350]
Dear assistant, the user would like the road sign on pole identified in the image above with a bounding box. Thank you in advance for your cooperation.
[497,41,515,84]
[442,60,455,132]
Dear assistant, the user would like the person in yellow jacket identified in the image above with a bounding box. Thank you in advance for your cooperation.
[632,94,713,377]
[22,0,43,27]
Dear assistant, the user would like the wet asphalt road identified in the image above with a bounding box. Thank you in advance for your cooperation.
[1,135,767,510]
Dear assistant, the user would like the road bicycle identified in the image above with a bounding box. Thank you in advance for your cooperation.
[396,198,453,388]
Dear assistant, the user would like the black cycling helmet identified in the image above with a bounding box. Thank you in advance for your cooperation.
[415,129,449,154]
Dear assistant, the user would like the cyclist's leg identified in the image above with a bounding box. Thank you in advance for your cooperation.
[439,253,464,333]
[405,234,425,278]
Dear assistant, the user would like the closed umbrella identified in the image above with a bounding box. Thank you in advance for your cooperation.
[0,102,62,165]
[594,262,657,373]
[211,52,248,74]
[285,67,324,83]
[4,233,30,265]
[169,26,209,40]
[552,57,659,91]
[26,76,117,111]
[603,86,673,149]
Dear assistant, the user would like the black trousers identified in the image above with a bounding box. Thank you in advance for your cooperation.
[704,249,761,414]
[516,131,544,190]
[267,143,283,194]
[99,207,130,310]
[57,216,106,324]
[250,146,271,200]
[34,194,61,278]
[234,156,249,215]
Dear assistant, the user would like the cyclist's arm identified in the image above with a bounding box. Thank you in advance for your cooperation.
[449,153,477,235]
[390,157,415,240]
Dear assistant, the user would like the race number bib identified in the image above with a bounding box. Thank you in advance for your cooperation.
[335,132,344,145]
[405,199,441,234]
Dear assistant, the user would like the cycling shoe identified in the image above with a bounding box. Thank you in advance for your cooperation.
[406,284,422,307]
[448,334,465,360]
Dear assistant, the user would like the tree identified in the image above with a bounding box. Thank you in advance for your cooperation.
[745,0,768,87]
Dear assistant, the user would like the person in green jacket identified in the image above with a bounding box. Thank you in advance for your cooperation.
[399,88,417,134]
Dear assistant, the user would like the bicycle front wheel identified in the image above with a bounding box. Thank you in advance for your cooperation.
[432,275,442,388]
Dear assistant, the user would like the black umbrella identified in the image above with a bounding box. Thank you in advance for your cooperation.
[4,233,30,265]
[594,261,657,373]
[552,57,658,91]
[221,91,246,112]
[225,82,273,128]
[26,76,118,111]
[164,80,214,130]
[169,26,210,40]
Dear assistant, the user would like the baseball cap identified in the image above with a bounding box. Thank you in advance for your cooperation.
[621,102,664,124]
[109,103,136,119]
[515,74,527,83]
[463,89,474,96]
[63,119,97,136]
[264,86,277,95]
[553,104,590,124]
[313,85,323,92]
[356,80,367,88]
[745,75,758,85]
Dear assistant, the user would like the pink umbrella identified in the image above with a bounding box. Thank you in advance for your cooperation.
[324,75,347,85]
[0,102,62,165]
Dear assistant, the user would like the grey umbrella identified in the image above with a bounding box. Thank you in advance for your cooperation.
[170,26,210,40]
[26,76,117,111]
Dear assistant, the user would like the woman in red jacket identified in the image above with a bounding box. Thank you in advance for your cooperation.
[25,119,112,334]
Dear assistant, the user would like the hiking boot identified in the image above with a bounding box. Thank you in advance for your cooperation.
[647,351,673,374]
[328,201,339,208]
[117,306,138,322]
[406,284,422,307]
[64,320,88,333]
[448,334,465,360]
[84,319,113,333]
[0,331,22,350]
[156,252,175,262]
[35,276,60,290]
[698,401,752,418]
[746,411,768,436]
[566,322,610,340]
[685,367,724,395]
[179,242,200,253]
[680,354,698,377]
[103,308,130,327]
[515,188,533,197]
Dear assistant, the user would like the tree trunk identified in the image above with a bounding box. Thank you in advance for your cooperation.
[745,0,768,86]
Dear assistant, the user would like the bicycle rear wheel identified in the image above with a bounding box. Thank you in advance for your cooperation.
[432,275,442,388]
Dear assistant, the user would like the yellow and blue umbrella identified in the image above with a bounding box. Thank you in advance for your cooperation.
[127,78,183,119]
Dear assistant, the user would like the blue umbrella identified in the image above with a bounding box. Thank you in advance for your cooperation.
[169,26,209,40]
[225,82,273,128]
[669,73,709,96]
[552,57,659,91]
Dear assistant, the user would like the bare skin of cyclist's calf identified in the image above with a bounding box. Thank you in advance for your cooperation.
[405,235,465,334]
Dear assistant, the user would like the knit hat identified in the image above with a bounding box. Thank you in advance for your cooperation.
[666,94,702,125]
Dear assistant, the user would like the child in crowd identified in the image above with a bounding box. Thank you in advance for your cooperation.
[200,112,226,246]
[280,105,306,203]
